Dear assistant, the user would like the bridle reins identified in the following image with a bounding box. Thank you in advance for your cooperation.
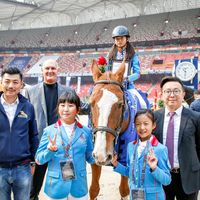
[89,80,126,144]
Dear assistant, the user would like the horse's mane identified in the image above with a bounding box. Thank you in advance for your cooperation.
[100,71,114,81]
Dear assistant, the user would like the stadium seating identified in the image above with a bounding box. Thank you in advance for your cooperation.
[77,83,94,98]
[0,9,198,48]
[134,81,153,93]
[138,55,155,71]
[23,55,43,73]
[58,55,75,72]
[162,9,198,39]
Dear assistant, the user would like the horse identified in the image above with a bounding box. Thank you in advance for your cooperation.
[184,86,195,106]
[88,59,149,200]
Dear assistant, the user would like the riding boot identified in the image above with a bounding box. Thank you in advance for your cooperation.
[121,195,129,200]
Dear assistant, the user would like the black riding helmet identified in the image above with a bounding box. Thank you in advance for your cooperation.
[112,26,130,38]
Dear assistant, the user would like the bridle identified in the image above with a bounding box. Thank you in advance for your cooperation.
[89,80,126,145]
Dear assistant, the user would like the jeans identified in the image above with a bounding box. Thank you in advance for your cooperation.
[0,163,31,200]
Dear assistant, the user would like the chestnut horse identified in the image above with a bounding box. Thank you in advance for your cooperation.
[89,59,139,200]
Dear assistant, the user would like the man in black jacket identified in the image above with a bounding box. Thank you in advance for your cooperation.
[153,76,200,200]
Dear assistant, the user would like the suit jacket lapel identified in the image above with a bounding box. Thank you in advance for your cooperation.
[58,84,64,100]
[154,108,165,143]
[178,107,188,147]
[39,83,48,120]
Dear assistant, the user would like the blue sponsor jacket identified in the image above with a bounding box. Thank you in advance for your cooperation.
[0,92,39,167]
[114,135,171,200]
[35,119,95,199]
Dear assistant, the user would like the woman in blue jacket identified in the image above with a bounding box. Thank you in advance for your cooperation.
[111,109,171,200]
[35,92,94,200]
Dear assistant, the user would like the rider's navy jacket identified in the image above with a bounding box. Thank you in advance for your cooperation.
[0,92,39,167]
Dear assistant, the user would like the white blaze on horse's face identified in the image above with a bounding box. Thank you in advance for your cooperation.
[93,88,118,164]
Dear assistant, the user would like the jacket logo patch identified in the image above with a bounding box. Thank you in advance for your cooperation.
[18,111,28,118]
[78,134,86,144]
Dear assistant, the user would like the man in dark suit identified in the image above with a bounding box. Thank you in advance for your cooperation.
[25,59,90,200]
[152,76,200,200]
[190,89,200,112]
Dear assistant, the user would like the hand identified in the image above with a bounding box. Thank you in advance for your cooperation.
[47,133,58,152]
[111,154,118,167]
[31,166,35,176]
[147,147,158,171]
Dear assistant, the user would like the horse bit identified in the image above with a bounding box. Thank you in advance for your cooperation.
[89,80,127,145]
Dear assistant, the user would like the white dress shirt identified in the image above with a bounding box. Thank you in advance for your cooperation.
[163,106,183,168]
[137,136,153,157]
[1,95,19,127]
[62,121,76,139]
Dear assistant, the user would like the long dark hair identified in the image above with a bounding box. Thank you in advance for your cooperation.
[108,40,135,62]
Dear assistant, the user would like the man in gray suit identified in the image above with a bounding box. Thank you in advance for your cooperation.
[25,59,90,200]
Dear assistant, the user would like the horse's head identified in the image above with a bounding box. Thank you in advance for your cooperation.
[89,59,126,165]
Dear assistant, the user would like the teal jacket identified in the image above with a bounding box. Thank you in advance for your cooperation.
[114,135,171,200]
[35,119,95,199]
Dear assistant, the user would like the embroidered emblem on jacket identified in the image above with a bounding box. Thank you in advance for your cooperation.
[18,111,28,118]
[78,134,86,143]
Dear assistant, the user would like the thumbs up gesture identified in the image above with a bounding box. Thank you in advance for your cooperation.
[47,133,58,152]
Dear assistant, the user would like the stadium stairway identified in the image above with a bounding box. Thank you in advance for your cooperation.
[147,82,157,96]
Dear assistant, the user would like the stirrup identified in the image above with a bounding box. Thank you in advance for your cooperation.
[121,195,129,200]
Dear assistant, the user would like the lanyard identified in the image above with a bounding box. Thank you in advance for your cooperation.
[132,139,150,188]
[117,49,126,60]
[56,120,77,160]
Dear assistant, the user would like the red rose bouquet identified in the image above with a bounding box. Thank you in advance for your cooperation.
[97,55,107,73]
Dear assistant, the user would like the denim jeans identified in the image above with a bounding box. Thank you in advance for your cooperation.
[0,163,31,200]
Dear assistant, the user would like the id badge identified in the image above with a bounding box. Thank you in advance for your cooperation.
[60,159,76,181]
[131,188,146,200]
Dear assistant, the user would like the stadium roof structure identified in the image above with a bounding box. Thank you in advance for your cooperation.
[0,0,200,30]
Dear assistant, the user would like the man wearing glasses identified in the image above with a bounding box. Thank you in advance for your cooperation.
[152,76,200,200]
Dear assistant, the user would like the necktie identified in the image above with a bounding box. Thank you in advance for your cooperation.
[166,112,176,170]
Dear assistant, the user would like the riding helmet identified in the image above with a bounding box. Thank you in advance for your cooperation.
[112,26,130,38]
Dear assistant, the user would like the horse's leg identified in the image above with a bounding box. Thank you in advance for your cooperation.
[89,163,102,200]
[119,175,129,200]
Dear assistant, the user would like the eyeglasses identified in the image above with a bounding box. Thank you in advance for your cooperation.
[163,89,181,96]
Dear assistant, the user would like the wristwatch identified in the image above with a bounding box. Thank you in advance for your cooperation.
[31,162,36,167]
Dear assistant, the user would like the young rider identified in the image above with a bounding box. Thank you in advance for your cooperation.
[107,25,147,108]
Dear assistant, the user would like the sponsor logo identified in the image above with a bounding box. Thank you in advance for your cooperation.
[18,110,28,118]
[78,134,86,144]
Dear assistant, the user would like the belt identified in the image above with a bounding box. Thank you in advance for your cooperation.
[19,160,31,166]
[0,159,31,168]
[171,167,180,173]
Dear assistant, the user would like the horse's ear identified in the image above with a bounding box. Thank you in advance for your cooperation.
[114,60,125,84]
[91,59,102,82]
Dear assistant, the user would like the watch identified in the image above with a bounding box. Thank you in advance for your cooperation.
[31,162,36,167]
[175,61,196,82]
